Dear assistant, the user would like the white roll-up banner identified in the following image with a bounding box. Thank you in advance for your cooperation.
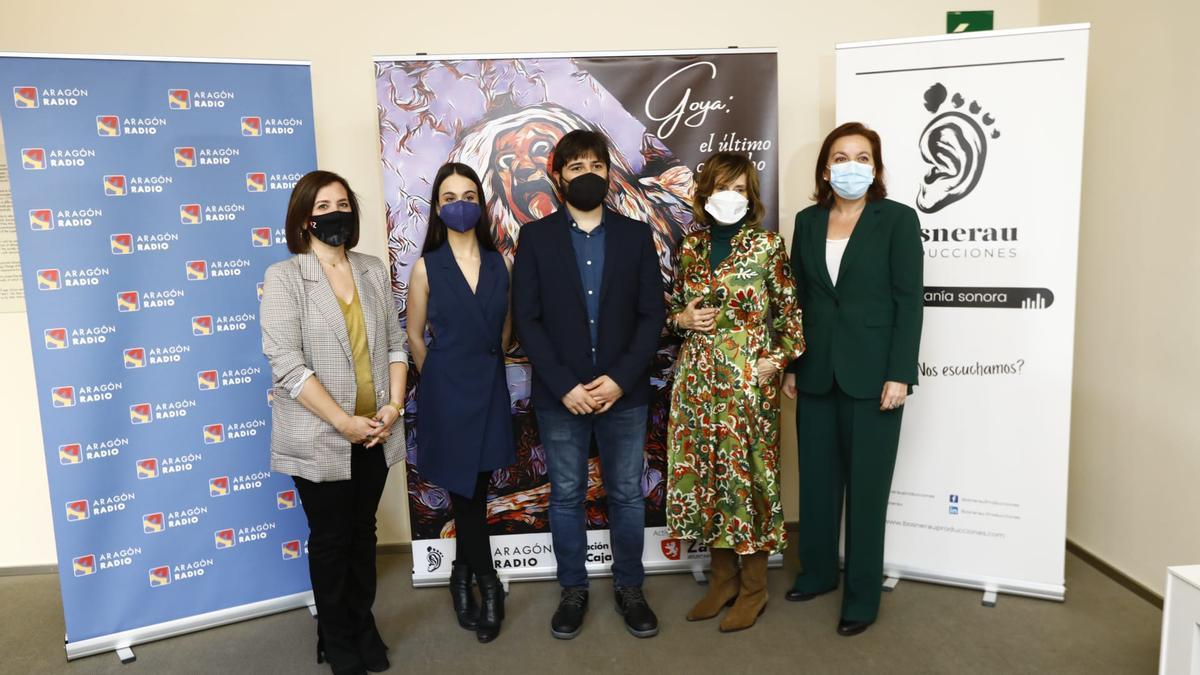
[835,24,1090,601]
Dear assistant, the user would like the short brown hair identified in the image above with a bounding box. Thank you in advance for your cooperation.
[812,122,888,208]
[284,170,361,254]
[692,152,766,228]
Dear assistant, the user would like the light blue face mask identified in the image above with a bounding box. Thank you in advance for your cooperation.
[828,161,875,200]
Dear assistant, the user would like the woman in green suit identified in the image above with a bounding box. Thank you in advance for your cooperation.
[782,122,924,637]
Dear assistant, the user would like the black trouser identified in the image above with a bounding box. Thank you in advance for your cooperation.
[293,445,389,671]
[450,471,494,575]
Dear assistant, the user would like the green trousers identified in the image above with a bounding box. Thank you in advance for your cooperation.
[794,384,903,622]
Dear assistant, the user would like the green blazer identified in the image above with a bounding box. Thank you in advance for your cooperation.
[787,198,924,399]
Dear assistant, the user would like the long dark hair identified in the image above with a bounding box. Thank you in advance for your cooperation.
[422,163,498,254]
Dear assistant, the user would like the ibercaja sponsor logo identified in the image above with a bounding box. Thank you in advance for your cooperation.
[169,87,234,109]
[23,146,95,169]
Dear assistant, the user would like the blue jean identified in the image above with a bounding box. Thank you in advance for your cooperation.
[536,404,648,589]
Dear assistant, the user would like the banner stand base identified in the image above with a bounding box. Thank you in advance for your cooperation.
[882,576,900,592]
[65,591,314,661]
[982,590,999,608]
[883,563,1065,604]
[691,565,708,585]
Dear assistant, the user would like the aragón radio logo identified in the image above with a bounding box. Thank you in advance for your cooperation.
[111,232,178,254]
[46,323,116,349]
[186,258,252,280]
[190,312,256,335]
[28,207,103,231]
[21,146,95,169]
[122,343,190,369]
[67,491,136,520]
[96,115,167,136]
[58,436,128,465]
[74,546,143,576]
[167,87,235,109]
[128,399,197,424]
[149,558,216,587]
[240,115,304,135]
[209,471,272,496]
[144,504,208,533]
[35,265,110,290]
[203,417,266,443]
[198,365,261,390]
[175,146,239,168]
[51,381,122,407]
[251,227,287,247]
[180,202,245,224]
[14,86,88,107]
[116,288,185,312]
[102,174,174,196]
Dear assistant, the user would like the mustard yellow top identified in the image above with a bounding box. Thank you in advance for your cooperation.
[338,288,376,417]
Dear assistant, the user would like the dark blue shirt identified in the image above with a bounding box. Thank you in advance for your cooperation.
[568,213,605,360]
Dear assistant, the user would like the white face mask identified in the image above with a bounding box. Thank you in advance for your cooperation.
[704,190,749,225]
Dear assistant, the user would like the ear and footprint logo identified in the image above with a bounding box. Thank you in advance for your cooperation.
[916,83,1000,213]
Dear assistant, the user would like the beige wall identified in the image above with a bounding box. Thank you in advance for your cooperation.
[0,0,1040,566]
[1040,0,1200,595]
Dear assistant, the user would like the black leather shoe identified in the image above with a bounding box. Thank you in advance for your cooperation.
[475,571,505,643]
[551,588,589,639]
[363,654,389,672]
[614,586,659,638]
[785,588,833,602]
[837,619,873,636]
[449,562,478,630]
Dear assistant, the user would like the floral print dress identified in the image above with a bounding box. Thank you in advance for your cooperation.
[666,226,805,553]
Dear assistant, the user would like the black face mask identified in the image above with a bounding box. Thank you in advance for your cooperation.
[563,172,608,211]
[309,210,353,247]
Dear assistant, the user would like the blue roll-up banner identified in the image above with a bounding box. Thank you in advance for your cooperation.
[0,54,317,659]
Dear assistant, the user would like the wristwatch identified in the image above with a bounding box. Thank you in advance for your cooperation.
[386,401,403,415]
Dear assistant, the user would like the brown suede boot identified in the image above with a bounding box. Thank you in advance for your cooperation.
[719,552,768,632]
[686,548,739,621]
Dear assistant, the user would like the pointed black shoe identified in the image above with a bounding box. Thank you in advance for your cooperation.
[551,588,589,639]
[475,571,505,643]
[786,588,835,602]
[837,619,873,636]
[449,561,479,630]
[614,586,659,638]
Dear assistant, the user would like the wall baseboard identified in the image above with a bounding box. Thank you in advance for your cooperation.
[1066,539,1163,609]
[378,543,412,556]
[0,564,56,577]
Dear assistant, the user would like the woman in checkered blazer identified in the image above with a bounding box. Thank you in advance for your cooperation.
[260,171,408,675]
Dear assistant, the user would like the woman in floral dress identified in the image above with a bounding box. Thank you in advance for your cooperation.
[666,152,805,632]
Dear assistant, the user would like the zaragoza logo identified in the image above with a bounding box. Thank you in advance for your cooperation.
[13,86,38,108]
[96,115,120,137]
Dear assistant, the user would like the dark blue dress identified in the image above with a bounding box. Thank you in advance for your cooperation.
[416,244,516,498]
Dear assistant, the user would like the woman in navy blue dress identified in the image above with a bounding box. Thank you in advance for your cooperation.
[406,163,516,644]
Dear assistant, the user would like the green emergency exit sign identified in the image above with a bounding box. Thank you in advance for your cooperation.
[947,11,994,33]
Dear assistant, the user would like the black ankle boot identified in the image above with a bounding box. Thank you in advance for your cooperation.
[475,571,505,643]
[449,561,478,630]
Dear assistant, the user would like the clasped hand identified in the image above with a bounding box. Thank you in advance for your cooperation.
[562,375,623,415]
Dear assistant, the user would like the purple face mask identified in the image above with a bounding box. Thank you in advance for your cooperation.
[440,200,482,233]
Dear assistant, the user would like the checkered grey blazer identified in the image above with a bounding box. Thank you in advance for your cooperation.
[261,251,407,482]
